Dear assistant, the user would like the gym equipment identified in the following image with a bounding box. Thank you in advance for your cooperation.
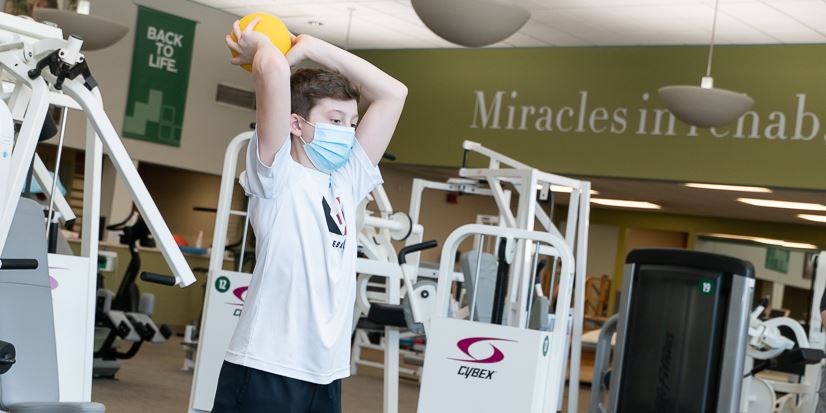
[93,211,174,378]
[188,132,256,412]
[0,12,195,292]
[0,12,194,402]
[739,251,826,413]
[188,137,591,413]
[183,204,257,373]
[741,302,825,413]
[366,241,440,331]
[401,141,590,413]
[0,197,104,411]
[355,141,590,413]
[229,13,292,72]
[0,340,14,376]
[589,248,755,413]
[417,224,575,413]
[350,176,437,384]
[459,250,497,323]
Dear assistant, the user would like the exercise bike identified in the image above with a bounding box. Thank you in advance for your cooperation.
[93,210,174,378]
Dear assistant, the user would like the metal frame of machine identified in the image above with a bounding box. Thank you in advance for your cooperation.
[0,12,194,402]
[401,141,591,413]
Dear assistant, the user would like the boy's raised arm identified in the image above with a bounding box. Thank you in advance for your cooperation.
[286,35,408,166]
[226,19,292,167]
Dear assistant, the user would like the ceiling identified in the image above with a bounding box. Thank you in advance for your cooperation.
[385,164,826,228]
[192,0,826,49]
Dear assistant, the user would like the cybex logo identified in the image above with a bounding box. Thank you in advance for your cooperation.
[232,286,248,305]
[450,337,516,381]
[227,286,248,317]
[449,337,516,364]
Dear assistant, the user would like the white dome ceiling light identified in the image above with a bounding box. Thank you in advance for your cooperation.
[658,0,754,128]
[411,0,530,47]
[33,1,128,51]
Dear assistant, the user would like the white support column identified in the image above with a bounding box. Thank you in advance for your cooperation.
[771,282,785,310]
[78,114,102,401]
[383,271,400,413]
[512,172,538,328]
[556,187,582,412]
[567,182,590,413]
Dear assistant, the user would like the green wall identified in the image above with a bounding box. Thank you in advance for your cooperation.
[357,45,826,190]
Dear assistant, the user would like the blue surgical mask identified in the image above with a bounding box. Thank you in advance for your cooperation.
[298,116,356,174]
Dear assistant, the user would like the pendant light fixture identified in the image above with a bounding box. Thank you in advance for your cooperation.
[658,0,754,128]
[33,1,128,51]
[411,0,530,47]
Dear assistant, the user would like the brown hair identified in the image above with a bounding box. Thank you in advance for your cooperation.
[290,68,359,119]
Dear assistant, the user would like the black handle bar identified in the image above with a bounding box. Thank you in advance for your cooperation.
[0,259,38,270]
[398,240,437,265]
[140,272,177,286]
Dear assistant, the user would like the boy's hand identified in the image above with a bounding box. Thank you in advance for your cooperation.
[226,18,273,67]
[285,33,318,67]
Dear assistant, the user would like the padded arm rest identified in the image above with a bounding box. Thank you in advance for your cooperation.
[797,348,825,365]
[367,303,407,328]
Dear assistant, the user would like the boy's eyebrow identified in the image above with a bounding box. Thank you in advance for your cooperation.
[329,109,359,121]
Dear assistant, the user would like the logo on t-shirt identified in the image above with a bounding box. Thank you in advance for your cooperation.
[322,196,347,249]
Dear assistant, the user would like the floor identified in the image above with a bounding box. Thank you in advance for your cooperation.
[92,337,592,412]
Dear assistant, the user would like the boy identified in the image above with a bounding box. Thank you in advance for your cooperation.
[216,18,407,412]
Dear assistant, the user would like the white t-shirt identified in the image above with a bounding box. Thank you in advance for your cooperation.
[225,133,382,384]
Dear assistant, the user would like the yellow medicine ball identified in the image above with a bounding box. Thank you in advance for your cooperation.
[229,13,292,72]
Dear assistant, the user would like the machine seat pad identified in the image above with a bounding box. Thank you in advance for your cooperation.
[9,402,105,412]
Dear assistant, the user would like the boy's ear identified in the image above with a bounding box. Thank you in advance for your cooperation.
[289,113,303,138]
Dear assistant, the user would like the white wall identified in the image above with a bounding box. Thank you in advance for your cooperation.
[50,0,255,176]
[695,238,810,289]
[695,238,813,314]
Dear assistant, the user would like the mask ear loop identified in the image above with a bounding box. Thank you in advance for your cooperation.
[295,113,315,146]
[295,114,332,182]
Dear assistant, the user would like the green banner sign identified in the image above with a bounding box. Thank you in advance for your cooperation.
[123,6,196,147]
[356,46,826,190]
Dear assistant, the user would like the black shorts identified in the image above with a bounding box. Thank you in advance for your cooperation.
[212,361,342,413]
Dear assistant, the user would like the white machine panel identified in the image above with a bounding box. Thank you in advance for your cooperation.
[48,253,96,402]
[418,317,553,413]
[189,270,251,412]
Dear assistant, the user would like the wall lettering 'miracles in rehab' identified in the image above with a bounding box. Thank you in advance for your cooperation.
[470,90,823,143]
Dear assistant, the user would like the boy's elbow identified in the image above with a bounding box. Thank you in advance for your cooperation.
[388,82,408,101]
[253,53,290,83]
